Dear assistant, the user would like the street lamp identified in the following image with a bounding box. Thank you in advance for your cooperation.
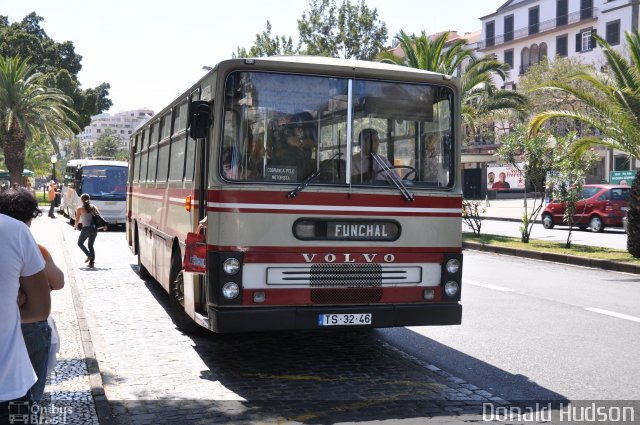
[50,154,57,182]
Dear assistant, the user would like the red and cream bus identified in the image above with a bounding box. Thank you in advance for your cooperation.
[127,56,463,333]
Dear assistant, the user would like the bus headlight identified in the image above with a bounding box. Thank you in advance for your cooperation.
[445,259,460,274]
[444,281,459,297]
[222,258,240,275]
[222,282,240,299]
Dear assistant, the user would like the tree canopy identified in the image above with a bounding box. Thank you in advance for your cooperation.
[234,21,296,58]
[0,12,112,129]
[0,55,78,184]
[235,0,387,60]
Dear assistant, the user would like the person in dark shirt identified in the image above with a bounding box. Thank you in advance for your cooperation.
[271,112,317,180]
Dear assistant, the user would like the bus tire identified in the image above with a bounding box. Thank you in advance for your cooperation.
[135,227,151,279]
[169,257,202,334]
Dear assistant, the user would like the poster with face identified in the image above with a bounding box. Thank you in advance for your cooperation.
[487,163,524,190]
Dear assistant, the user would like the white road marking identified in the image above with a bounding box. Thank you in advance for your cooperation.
[585,308,640,324]
[465,279,515,292]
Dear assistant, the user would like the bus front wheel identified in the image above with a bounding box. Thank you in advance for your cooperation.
[169,256,202,334]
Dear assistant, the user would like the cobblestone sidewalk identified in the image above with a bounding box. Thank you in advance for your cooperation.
[31,214,102,425]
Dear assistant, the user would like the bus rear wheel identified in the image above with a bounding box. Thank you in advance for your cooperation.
[135,227,151,279]
[169,257,202,334]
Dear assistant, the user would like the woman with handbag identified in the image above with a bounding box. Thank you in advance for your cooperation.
[73,193,108,268]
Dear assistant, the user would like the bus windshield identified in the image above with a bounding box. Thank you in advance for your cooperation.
[79,165,128,200]
[221,71,455,189]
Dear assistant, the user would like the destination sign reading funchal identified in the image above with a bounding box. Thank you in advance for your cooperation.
[126,56,464,333]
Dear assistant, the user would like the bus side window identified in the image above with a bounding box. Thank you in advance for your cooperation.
[169,136,186,181]
[184,139,196,181]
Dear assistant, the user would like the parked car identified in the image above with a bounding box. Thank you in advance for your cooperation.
[541,184,630,233]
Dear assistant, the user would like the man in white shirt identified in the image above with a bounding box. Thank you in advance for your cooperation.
[0,213,50,421]
[351,128,394,183]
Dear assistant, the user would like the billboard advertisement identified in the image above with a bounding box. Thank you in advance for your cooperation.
[609,170,636,186]
[487,163,524,190]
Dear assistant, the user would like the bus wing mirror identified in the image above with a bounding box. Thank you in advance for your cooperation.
[189,101,212,139]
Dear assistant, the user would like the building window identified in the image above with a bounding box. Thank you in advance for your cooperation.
[580,0,593,20]
[556,0,568,26]
[530,44,540,65]
[577,29,594,52]
[615,156,630,171]
[529,7,539,35]
[504,15,514,42]
[521,47,530,74]
[504,49,514,69]
[557,34,568,57]
[606,20,620,45]
[539,42,548,60]
[486,21,495,47]
[582,31,591,51]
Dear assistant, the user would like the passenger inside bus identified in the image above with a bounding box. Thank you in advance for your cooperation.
[270,112,317,181]
[245,126,266,180]
[351,128,394,183]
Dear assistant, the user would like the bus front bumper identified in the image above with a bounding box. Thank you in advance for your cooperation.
[207,303,461,333]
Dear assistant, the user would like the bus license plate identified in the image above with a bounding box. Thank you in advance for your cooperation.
[318,313,372,326]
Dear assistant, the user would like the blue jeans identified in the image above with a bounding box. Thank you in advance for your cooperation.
[21,321,52,402]
[77,226,97,259]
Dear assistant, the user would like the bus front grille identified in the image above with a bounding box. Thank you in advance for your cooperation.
[309,264,383,287]
[309,264,382,303]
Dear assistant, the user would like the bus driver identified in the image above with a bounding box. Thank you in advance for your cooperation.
[351,128,393,183]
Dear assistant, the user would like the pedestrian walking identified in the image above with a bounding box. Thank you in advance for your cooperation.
[0,210,49,423]
[74,193,108,268]
[0,187,65,403]
[47,181,58,218]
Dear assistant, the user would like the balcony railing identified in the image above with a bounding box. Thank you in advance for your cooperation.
[479,7,597,49]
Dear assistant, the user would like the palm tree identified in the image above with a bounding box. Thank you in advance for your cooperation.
[459,55,530,136]
[379,31,529,137]
[378,30,474,75]
[0,55,78,185]
[528,29,640,255]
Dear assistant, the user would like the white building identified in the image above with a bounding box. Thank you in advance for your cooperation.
[78,108,154,154]
[476,0,638,184]
[479,0,636,88]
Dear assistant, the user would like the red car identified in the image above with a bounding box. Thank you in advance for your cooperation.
[541,184,630,233]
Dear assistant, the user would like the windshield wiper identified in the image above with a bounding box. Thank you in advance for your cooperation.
[371,153,414,202]
[287,152,343,198]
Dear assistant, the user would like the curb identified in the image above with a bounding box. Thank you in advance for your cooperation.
[61,227,115,425]
[484,216,539,223]
[462,241,640,274]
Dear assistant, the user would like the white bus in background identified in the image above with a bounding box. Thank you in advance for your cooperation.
[61,158,128,227]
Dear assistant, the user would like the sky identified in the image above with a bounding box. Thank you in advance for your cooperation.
[2,0,505,115]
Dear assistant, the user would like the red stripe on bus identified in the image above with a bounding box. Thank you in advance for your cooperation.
[128,187,462,209]
[207,189,462,208]
[241,287,443,305]
[208,207,460,217]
